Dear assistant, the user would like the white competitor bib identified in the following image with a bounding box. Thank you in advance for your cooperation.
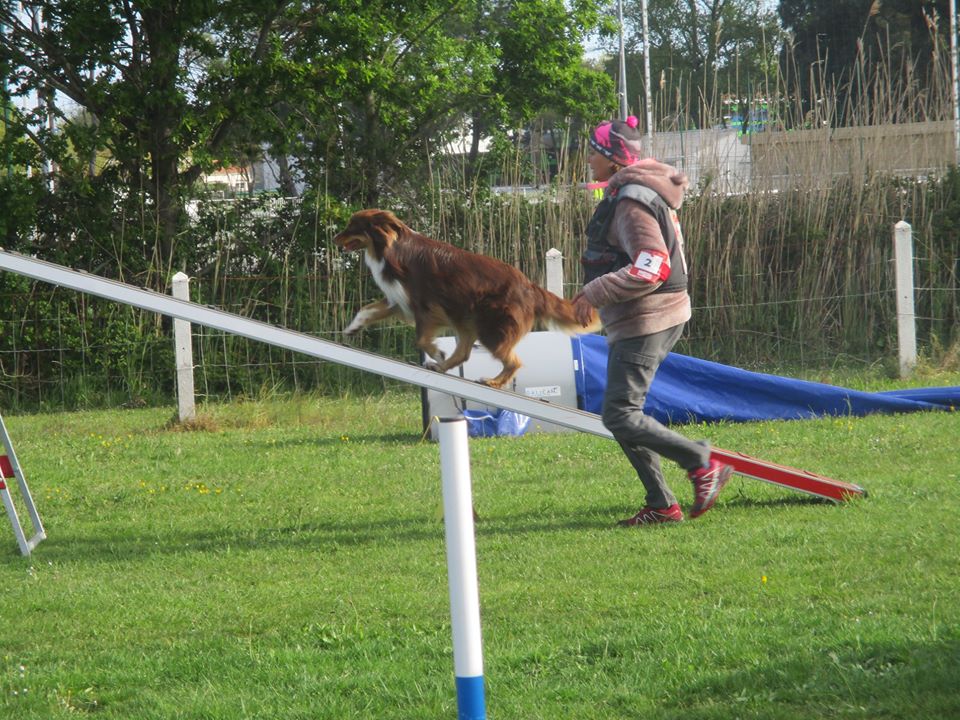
[626,249,671,283]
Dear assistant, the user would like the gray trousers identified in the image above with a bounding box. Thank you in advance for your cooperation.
[601,324,711,509]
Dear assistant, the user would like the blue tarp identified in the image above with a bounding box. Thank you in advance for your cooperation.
[463,408,532,438]
[572,333,960,425]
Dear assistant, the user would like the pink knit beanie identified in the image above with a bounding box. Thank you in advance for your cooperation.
[588,115,643,166]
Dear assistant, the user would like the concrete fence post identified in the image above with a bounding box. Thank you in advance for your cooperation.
[545,248,564,297]
[893,220,917,378]
[171,272,197,422]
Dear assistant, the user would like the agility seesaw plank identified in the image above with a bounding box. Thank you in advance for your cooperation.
[711,449,865,502]
[0,248,864,502]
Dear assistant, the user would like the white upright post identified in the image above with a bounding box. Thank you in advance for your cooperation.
[545,248,564,297]
[893,221,917,378]
[616,0,627,120]
[171,272,197,422]
[951,0,959,163]
[641,0,654,152]
[437,417,486,720]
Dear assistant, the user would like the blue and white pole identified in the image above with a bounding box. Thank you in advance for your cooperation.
[437,417,486,720]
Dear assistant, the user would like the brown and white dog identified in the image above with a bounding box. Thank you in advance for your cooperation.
[333,208,600,389]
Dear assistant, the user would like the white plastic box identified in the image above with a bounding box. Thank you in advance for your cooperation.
[421,331,581,440]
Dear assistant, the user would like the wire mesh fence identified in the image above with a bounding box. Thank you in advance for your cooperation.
[1,213,956,413]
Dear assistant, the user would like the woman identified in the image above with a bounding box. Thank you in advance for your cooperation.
[572,115,733,525]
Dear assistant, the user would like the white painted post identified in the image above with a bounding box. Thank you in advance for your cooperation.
[437,417,486,720]
[545,248,564,297]
[171,272,197,422]
[893,221,917,378]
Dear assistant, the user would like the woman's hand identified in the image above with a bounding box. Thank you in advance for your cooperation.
[572,292,596,328]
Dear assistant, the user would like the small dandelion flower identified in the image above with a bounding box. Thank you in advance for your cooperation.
[761,575,768,584]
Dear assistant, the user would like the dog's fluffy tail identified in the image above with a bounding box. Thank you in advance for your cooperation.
[533,285,603,335]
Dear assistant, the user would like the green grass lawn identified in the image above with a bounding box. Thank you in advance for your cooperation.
[0,391,957,719]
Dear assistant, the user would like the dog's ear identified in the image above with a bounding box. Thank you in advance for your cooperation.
[369,210,407,246]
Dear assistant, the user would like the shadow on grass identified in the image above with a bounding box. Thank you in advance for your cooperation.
[722,493,834,510]
[642,639,960,720]
[35,506,634,563]
[37,517,442,563]
[30,492,844,564]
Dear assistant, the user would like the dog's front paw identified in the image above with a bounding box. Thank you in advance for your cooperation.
[423,360,442,372]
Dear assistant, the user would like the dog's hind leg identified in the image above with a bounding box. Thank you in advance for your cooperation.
[415,318,448,366]
[435,333,478,373]
[344,299,402,337]
[477,317,527,389]
[422,328,477,374]
[480,348,522,389]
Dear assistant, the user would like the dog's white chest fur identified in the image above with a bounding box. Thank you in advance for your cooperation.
[366,254,412,319]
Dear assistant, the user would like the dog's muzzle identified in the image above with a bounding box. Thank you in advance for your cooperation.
[333,233,364,252]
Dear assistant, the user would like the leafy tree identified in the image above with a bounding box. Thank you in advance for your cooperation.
[490,0,612,134]
[283,0,498,206]
[287,0,612,205]
[1,0,613,270]
[596,0,781,129]
[0,0,294,279]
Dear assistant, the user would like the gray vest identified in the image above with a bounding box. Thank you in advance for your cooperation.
[581,183,688,293]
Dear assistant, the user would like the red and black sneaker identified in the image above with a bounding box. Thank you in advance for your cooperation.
[688,459,733,518]
[618,503,684,526]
